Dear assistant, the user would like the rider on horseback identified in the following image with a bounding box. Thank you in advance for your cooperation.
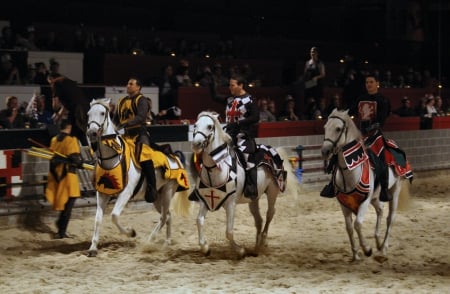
[113,77,157,203]
[212,74,260,199]
[321,73,392,202]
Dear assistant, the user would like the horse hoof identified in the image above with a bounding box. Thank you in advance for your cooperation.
[364,248,373,257]
[130,229,137,238]
[87,250,97,257]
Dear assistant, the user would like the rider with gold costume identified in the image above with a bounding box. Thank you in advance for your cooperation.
[113,77,157,203]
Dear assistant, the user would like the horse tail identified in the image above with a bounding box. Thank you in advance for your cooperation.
[275,146,302,199]
[397,179,412,211]
[171,189,192,217]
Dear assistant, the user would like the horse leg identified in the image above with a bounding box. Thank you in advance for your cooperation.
[87,193,109,257]
[248,200,263,253]
[379,179,401,255]
[340,205,360,261]
[371,186,385,251]
[148,183,174,245]
[196,201,210,256]
[224,199,246,258]
[354,199,373,258]
[111,190,136,238]
[261,185,278,247]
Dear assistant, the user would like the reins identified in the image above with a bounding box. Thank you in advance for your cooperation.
[324,115,348,155]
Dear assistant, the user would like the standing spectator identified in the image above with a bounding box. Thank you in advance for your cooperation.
[303,46,326,103]
[48,73,90,146]
[393,97,416,117]
[0,96,26,128]
[45,119,83,239]
[258,97,276,122]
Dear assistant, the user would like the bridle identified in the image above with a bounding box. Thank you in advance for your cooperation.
[87,103,119,163]
[323,115,348,155]
[87,103,110,137]
[192,114,216,151]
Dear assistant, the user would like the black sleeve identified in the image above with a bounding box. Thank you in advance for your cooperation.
[68,153,83,168]
[239,100,260,127]
[125,97,149,127]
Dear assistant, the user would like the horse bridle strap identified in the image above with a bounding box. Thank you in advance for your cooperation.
[87,102,110,132]
[324,115,348,152]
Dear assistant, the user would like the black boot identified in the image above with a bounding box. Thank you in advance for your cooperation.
[141,160,157,203]
[377,155,391,202]
[188,189,200,201]
[56,197,76,238]
[320,181,335,198]
[379,187,392,202]
[244,168,258,199]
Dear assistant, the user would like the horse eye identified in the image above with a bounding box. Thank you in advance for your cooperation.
[336,127,341,133]
[208,125,213,131]
[101,111,106,116]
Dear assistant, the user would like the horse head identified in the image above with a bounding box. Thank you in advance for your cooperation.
[321,108,360,159]
[86,98,114,142]
[191,111,231,153]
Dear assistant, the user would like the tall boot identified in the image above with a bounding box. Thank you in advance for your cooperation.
[244,167,258,199]
[141,160,157,203]
[56,197,76,239]
[320,180,335,198]
[378,159,391,202]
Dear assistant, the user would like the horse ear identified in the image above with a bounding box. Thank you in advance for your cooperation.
[90,98,97,106]
[343,109,349,115]
[104,98,111,105]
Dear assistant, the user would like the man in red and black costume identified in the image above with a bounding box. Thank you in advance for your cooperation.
[321,73,392,201]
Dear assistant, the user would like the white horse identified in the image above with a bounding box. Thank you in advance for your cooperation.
[321,109,413,261]
[85,98,190,257]
[191,111,289,258]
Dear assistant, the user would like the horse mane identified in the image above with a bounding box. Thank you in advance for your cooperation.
[197,110,232,145]
[90,98,111,112]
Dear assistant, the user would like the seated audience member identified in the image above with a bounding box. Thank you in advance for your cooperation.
[0,96,27,128]
[267,99,277,118]
[434,96,446,116]
[324,93,343,118]
[393,96,416,117]
[277,95,300,121]
[259,98,276,122]
[0,54,22,85]
[154,106,182,124]
[26,94,54,126]
[303,97,321,120]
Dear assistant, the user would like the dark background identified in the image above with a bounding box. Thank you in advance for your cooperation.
[2,0,449,78]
